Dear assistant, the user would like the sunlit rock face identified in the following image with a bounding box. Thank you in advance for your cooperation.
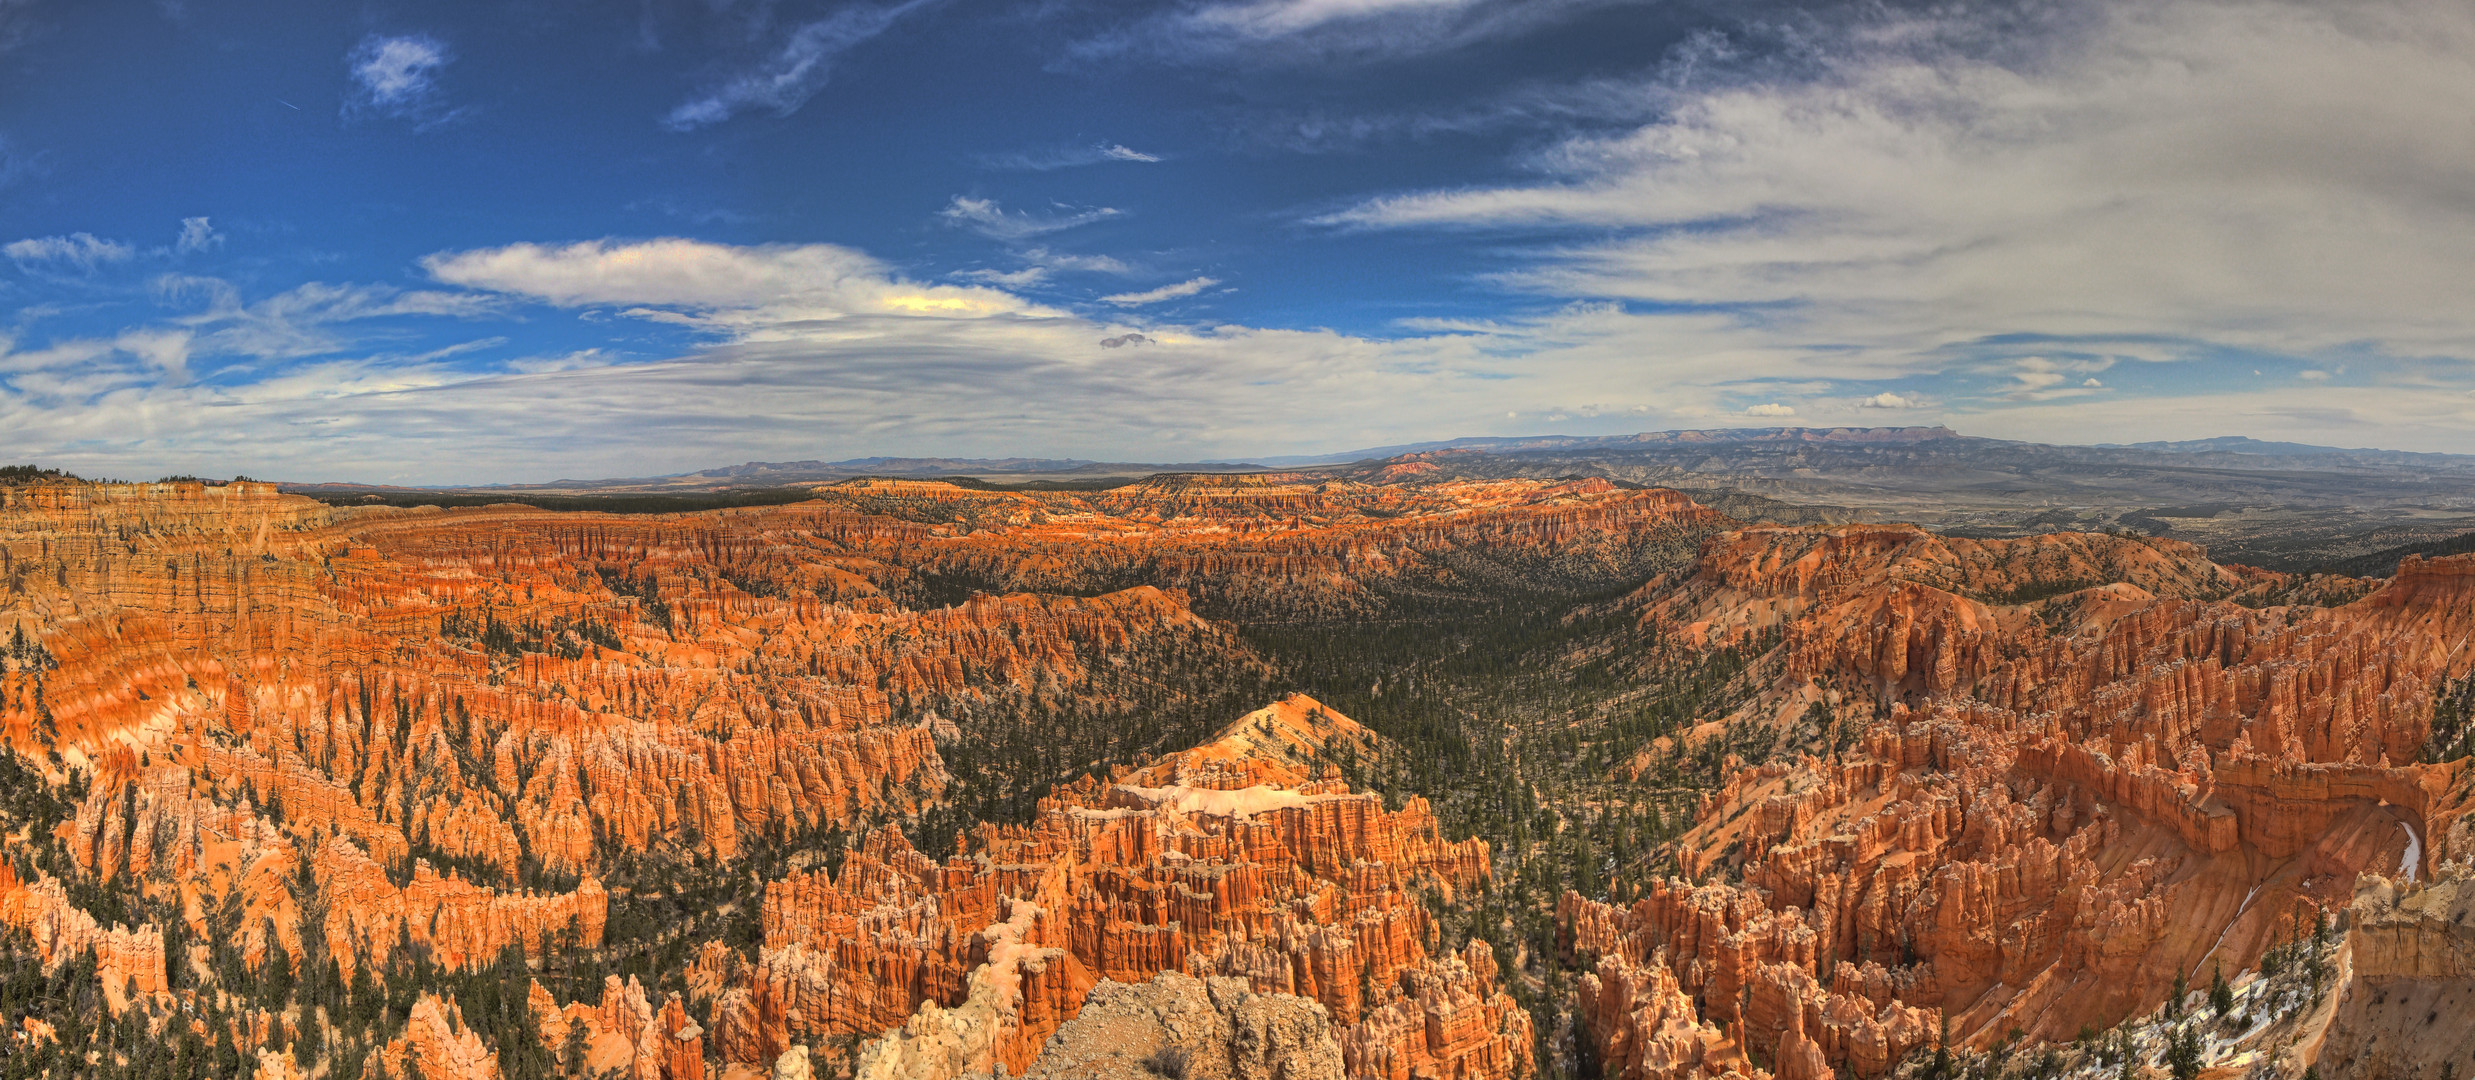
[1565,522,2475,1078]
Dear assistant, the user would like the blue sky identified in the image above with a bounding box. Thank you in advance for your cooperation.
[2,0,2472,483]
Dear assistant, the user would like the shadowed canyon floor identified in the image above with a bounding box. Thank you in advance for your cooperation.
[1,473,2472,1080]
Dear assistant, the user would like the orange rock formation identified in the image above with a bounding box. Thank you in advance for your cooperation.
[376,992,499,1079]
[715,695,1532,1080]
[0,861,166,1005]
[1565,524,2475,1077]
[2,475,1706,1075]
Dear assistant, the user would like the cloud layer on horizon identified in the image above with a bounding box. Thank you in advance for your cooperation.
[2,231,2470,485]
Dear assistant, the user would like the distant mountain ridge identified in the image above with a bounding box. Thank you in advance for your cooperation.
[272,425,2475,573]
[2112,434,2475,464]
[1253,425,1962,465]
[284,425,2475,493]
[320,456,1282,493]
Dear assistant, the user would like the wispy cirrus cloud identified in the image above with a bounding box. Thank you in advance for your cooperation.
[937,196,1122,241]
[1102,276,1218,306]
[954,247,1137,288]
[157,277,498,362]
[0,269,506,462]
[346,34,463,127]
[0,286,478,400]
[953,266,1052,289]
[174,217,221,255]
[664,0,936,131]
[983,142,1165,170]
[1185,0,1481,39]
[1215,71,1669,154]
[1083,0,1617,64]
[5,232,134,272]
[0,0,40,56]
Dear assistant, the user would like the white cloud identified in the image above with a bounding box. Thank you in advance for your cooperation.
[665,0,934,130]
[0,327,194,402]
[956,266,1052,288]
[938,196,1122,241]
[353,37,444,104]
[1991,356,2118,401]
[2014,369,2066,392]
[502,349,612,374]
[1322,0,2475,369]
[421,238,1047,330]
[0,337,112,375]
[987,143,1166,170]
[112,329,191,377]
[156,275,499,361]
[1858,392,1920,409]
[1190,0,1476,37]
[1744,402,1795,417]
[1102,0,1600,62]
[348,35,457,124]
[955,247,1141,288]
[1101,276,1219,306]
[175,217,221,254]
[5,232,134,271]
[1027,248,1133,275]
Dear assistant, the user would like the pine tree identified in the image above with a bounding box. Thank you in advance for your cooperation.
[2208,960,2233,1016]
[2166,1024,2203,1080]
[562,1021,591,1077]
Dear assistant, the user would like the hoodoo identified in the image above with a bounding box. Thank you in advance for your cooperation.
[2,468,2472,1079]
